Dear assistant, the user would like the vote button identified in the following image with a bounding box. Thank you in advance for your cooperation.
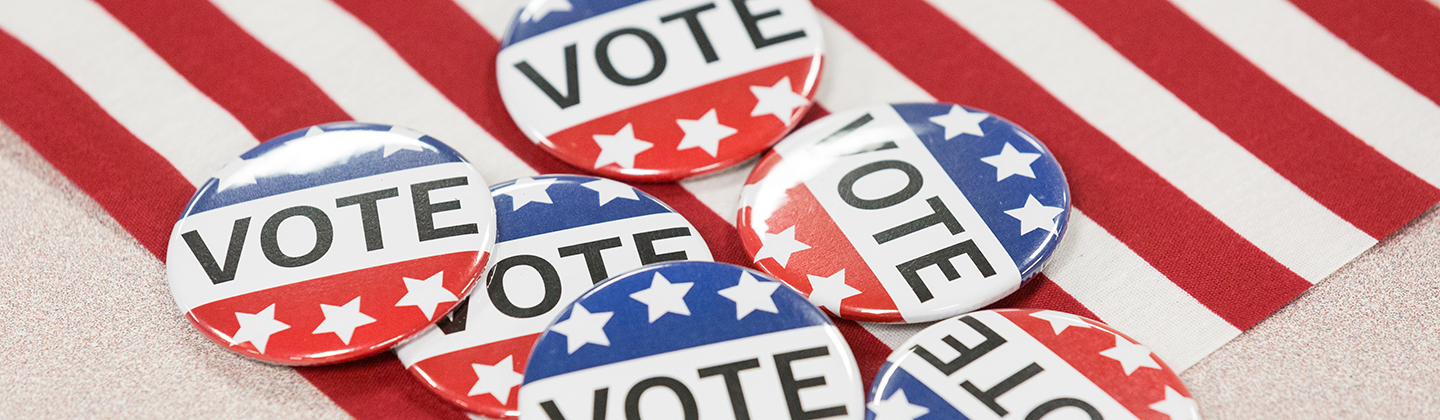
[868,309,1198,420]
[165,123,497,365]
[497,0,825,181]
[737,103,1071,323]
[395,175,713,419]
[518,261,864,419]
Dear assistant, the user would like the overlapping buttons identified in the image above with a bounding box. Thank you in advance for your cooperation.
[166,123,496,365]
[518,261,864,418]
[868,309,1199,420]
[395,175,712,418]
[737,103,1071,323]
[497,0,825,181]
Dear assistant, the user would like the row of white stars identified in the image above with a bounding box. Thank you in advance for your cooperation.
[590,77,808,169]
[213,125,429,191]
[870,311,1197,419]
[227,272,458,354]
[498,177,641,212]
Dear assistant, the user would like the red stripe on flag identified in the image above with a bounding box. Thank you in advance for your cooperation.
[0,29,194,258]
[93,0,349,140]
[1289,0,1440,107]
[815,0,1310,329]
[985,274,1099,321]
[1056,0,1440,239]
[295,353,468,420]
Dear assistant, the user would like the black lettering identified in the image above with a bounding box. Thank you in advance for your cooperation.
[837,160,923,210]
[660,3,720,63]
[697,358,761,420]
[774,346,847,420]
[634,227,692,265]
[540,387,609,420]
[260,206,333,268]
[625,377,698,420]
[1026,398,1102,420]
[558,237,624,284]
[731,0,806,48]
[335,187,399,251]
[516,44,581,108]
[912,316,1006,375]
[412,177,479,242]
[182,217,251,284]
[895,240,996,302]
[487,255,562,318]
[962,363,1044,417]
[596,28,666,86]
[873,196,963,244]
[435,296,469,335]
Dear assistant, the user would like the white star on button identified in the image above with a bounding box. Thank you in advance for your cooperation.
[1149,386,1199,420]
[382,126,429,157]
[750,76,809,123]
[929,106,989,140]
[312,297,376,345]
[229,304,290,354]
[806,270,859,314]
[867,390,929,420]
[675,109,738,157]
[1004,195,1065,236]
[520,0,571,22]
[718,271,782,320]
[394,272,458,320]
[592,123,653,169]
[469,355,524,405]
[500,177,559,211]
[1029,310,1092,335]
[980,142,1041,181]
[629,272,694,323]
[550,304,613,354]
[580,178,639,206]
[213,157,257,191]
[752,226,810,268]
[1098,335,1162,375]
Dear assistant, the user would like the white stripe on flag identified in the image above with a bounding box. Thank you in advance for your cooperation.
[1046,210,1241,371]
[209,0,537,185]
[0,0,256,185]
[928,0,1374,283]
[1169,0,1440,188]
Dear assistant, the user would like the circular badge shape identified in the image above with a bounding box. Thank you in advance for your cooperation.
[395,175,713,418]
[867,309,1199,420]
[737,103,1070,323]
[517,261,863,419]
[166,123,497,365]
[497,0,824,181]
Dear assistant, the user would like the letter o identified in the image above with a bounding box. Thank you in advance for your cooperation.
[837,160,924,210]
[624,377,699,420]
[261,205,333,268]
[596,28,667,86]
[487,255,563,318]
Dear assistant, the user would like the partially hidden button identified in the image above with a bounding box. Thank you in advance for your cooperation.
[166,122,497,365]
[737,103,1072,323]
[518,261,865,419]
[868,309,1199,420]
[496,0,826,181]
[395,174,713,419]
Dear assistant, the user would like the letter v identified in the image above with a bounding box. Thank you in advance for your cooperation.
[515,44,581,109]
[181,217,251,285]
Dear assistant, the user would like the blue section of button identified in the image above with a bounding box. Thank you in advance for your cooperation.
[184,123,467,216]
[867,362,972,420]
[892,103,1070,282]
[491,175,675,242]
[501,0,648,46]
[523,261,831,383]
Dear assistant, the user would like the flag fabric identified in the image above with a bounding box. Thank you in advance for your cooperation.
[0,0,1437,418]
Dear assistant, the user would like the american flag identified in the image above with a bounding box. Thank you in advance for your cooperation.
[0,0,1436,418]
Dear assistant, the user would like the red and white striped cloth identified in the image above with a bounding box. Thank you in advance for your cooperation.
[1,0,1437,418]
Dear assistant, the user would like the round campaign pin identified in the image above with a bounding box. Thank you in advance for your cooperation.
[166,123,497,365]
[496,0,825,181]
[737,103,1071,323]
[395,175,713,418]
[867,309,1199,420]
[517,261,864,419]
